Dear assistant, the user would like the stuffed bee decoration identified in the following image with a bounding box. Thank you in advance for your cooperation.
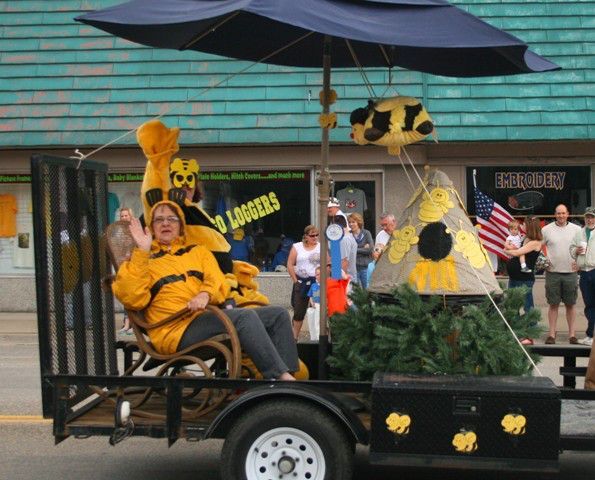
[138,120,231,267]
[350,96,434,155]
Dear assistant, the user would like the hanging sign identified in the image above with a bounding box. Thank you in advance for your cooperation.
[213,191,281,233]
[495,171,565,190]
[0,174,31,183]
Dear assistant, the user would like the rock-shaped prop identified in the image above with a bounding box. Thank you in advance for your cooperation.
[369,170,502,296]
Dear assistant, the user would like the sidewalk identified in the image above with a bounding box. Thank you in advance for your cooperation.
[0,305,588,344]
[0,312,122,335]
[1,308,588,387]
[0,312,38,334]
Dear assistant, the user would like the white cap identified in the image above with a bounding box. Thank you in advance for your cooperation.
[327,197,340,208]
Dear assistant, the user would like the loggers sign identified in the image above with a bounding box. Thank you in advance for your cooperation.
[213,191,281,234]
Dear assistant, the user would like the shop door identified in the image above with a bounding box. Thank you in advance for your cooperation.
[331,172,383,235]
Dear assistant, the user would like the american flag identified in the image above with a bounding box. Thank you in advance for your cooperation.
[474,188,514,260]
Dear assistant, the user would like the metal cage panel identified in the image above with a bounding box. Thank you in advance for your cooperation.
[31,155,117,416]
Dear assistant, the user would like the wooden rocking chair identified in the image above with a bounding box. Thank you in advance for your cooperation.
[104,220,242,418]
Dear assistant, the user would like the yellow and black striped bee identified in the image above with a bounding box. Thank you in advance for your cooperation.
[350,96,434,155]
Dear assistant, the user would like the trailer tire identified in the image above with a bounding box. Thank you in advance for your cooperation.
[220,398,353,480]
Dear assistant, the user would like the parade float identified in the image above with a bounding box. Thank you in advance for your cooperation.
[28,2,594,480]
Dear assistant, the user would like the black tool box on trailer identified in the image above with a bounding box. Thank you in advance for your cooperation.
[370,373,560,472]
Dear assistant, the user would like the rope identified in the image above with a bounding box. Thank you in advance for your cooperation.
[395,146,418,193]
[345,39,376,99]
[71,30,315,166]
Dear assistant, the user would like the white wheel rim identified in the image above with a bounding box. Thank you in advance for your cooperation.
[245,426,326,480]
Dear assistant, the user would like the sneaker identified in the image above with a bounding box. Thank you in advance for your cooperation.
[545,336,556,345]
[520,267,532,273]
[580,336,593,346]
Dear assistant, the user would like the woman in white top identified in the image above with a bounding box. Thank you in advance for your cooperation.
[287,224,321,340]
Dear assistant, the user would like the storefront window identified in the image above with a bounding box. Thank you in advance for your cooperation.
[200,169,311,271]
[466,166,591,220]
[466,165,591,275]
[0,174,34,275]
[107,169,311,271]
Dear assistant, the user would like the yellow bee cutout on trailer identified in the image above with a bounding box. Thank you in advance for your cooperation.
[385,412,411,435]
[452,430,478,453]
[418,187,454,223]
[388,224,419,264]
[452,225,488,269]
[501,414,527,435]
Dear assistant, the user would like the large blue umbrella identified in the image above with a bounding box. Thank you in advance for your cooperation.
[77,0,558,377]
[77,0,558,77]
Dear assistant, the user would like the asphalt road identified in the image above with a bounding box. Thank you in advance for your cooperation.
[1,332,594,479]
[2,422,595,480]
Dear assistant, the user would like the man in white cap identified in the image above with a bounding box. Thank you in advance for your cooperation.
[327,197,348,225]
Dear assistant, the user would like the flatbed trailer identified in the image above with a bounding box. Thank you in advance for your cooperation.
[32,155,595,480]
[45,345,595,479]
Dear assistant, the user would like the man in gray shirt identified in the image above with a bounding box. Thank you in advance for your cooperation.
[331,215,358,284]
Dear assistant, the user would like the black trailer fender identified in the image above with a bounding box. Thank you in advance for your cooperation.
[205,383,369,445]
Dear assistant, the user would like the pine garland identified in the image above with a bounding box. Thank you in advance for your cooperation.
[327,285,541,381]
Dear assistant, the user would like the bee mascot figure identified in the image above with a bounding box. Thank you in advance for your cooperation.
[137,119,268,306]
[350,96,434,156]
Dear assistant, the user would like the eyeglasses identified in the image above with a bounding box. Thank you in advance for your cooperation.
[153,216,180,225]
[307,233,319,237]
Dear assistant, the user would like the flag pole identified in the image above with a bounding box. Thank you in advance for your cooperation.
[317,35,332,380]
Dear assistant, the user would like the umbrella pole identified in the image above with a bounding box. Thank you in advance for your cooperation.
[317,35,332,380]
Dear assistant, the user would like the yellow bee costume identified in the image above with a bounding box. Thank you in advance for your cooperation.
[138,120,268,306]
[113,200,305,379]
[113,201,229,354]
[138,120,229,256]
[350,96,434,156]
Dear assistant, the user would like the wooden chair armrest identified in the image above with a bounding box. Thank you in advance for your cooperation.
[130,304,238,333]
[130,307,191,331]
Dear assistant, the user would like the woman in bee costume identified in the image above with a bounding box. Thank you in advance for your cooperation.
[112,200,298,380]
[138,120,268,305]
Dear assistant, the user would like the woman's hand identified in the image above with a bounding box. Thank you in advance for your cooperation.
[188,291,210,312]
[129,217,152,252]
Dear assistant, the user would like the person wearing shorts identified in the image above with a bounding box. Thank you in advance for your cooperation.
[286,225,321,340]
[542,204,581,344]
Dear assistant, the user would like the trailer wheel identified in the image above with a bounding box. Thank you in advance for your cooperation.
[220,399,353,480]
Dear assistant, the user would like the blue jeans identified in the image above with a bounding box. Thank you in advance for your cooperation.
[357,269,368,289]
[508,278,535,313]
[579,270,595,338]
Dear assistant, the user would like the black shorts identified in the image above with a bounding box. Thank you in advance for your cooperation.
[291,278,312,321]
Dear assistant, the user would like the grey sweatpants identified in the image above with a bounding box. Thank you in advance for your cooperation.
[178,305,299,379]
